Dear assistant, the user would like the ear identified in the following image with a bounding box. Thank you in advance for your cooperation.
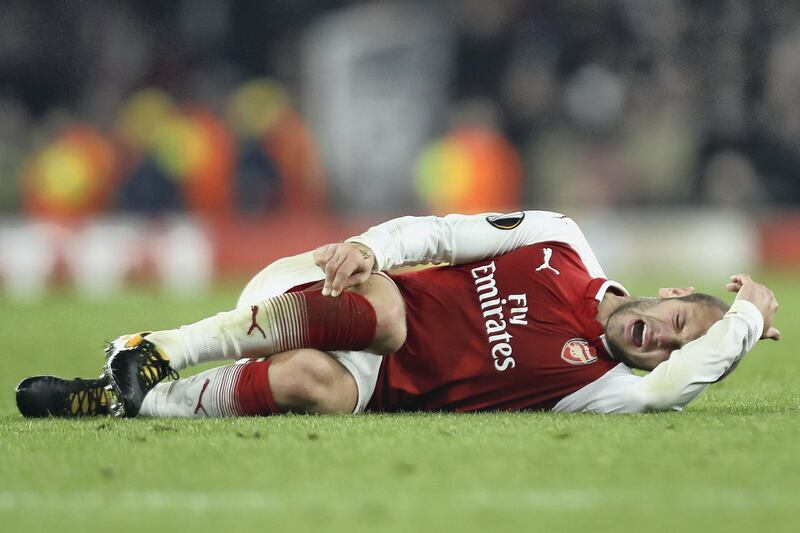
[658,287,695,298]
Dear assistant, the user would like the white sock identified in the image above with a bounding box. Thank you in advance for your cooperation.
[145,312,247,371]
[146,293,306,370]
[139,362,249,418]
[145,249,325,372]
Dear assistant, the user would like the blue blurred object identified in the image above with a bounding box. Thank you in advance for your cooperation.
[117,157,182,213]
[234,139,281,213]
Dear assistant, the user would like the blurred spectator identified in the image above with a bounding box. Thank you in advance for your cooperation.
[226,79,327,212]
[22,125,117,221]
[416,125,522,214]
[3,0,800,215]
[114,89,183,213]
[114,89,236,217]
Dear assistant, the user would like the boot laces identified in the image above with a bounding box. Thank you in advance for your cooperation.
[68,380,108,415]
[137,351,179,390]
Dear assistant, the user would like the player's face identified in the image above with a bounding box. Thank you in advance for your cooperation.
[604,298,724,371]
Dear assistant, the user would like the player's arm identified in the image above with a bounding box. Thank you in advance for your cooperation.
[626,298,763,411]
[554,275,777,414]
[314,211,598,296]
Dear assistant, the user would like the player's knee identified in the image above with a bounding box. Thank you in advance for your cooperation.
[352,276,406,354]
[371,295,406,354]
[273,350,347,412]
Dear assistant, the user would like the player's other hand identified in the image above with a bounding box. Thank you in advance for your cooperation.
[726,274,781,340]
[313,242,376,297]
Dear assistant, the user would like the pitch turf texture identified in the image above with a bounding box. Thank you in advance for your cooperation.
[1,275,798,533]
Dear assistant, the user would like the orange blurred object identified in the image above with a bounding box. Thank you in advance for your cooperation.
[181,107,236,218]
[22,125,118,221]
[264,110,327,210]
[227,78,328,211]
[416,126,522,214]
[145,106,236,217]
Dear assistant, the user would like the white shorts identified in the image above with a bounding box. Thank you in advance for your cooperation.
[327,350,382,413]
[236,251,384,413]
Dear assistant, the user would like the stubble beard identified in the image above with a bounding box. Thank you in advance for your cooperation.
[603,297,659,370]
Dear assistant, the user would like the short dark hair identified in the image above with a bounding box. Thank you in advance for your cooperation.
[676,293,730,315]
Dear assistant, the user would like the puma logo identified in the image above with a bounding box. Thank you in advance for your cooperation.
[247,305,266,338]
[194,378,211,416]
[535,248,560,275]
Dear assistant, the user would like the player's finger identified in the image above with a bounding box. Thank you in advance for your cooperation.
[729,273,752,286]
[313,244,333,263]
[763,326,781,341]
[331,258,359,297]
[726,281,742,292]
[313,245,336,268]
[323,254,347,296]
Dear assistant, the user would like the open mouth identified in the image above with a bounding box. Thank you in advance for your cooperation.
[632,320,646,348]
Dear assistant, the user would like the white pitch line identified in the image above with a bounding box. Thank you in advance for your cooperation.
[462,488,797,510]
[0,491,280,512]
[0,488,794,512]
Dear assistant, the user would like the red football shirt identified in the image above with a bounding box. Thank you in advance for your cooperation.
[367,242,620,412]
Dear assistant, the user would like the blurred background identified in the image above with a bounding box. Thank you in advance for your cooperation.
[0,0,798,298]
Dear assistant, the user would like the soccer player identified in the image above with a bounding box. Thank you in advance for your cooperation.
[16,211,780,418]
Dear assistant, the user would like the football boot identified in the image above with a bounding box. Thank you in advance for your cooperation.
[103,333,178,418]
[16,375,110,417]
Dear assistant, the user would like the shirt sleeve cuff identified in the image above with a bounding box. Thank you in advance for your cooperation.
[727,299,764,346]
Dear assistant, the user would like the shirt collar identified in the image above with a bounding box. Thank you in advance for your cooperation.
[594,279,629,300]
[585,278,628,361]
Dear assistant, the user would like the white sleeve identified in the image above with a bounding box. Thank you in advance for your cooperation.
[346,211,604,276]
[553,299,764,413]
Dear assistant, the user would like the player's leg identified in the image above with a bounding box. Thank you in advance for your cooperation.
[16,349,361,418]
[138,349,358,417]
[143,272,405,370]
[94,252,322,417]
[104,251,403,417]
[16,253,389,418]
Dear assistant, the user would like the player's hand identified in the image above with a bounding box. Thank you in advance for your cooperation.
[726,274,781,340]
[313,242,376,297]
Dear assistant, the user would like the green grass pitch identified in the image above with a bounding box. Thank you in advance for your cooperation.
[0,275,798,532]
